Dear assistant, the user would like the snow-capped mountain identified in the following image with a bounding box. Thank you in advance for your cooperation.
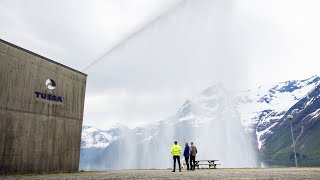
[238,75,320,150]
[80,124,130,170]
[80,75,320,169]
[176,83,238,126]
[81,124,129,149]
[262,82,320,166]
[80,84,257,169]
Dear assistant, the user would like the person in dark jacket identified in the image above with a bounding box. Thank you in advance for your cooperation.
[183,142,190,170]
[190,142,197,171]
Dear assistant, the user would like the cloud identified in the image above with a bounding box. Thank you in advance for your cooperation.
[1,0,320,129]
[231,0,320,86]
[83,0,250,128]
[84,89,186,129]
[84,0,320,128]
[0,0,182,69]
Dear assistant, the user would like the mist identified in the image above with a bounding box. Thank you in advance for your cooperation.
[84,0,250,128]
[81,0,258,169]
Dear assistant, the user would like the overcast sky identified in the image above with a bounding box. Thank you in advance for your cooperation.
[1,0,320,129]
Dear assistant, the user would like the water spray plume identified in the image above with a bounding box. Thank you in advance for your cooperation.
[81,0,257,169]
[81,0,187,72]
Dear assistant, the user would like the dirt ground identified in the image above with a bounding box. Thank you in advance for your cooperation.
[1,168,320,180]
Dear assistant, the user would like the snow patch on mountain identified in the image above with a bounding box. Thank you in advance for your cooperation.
[237,75,320,150]
[81,124,129,149]
[309,109,320,120]
[175,84,235,127]
[81,75,320,153]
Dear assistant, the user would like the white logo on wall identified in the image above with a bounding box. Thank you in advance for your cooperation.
[35,78,62,102]
[45,79,56,90]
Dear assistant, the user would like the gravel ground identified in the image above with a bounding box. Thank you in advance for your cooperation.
[1,168,320,180]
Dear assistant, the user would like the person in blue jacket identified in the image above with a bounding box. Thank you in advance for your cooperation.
[183,142,190,170]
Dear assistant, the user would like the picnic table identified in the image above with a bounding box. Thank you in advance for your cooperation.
[195,160,220,169]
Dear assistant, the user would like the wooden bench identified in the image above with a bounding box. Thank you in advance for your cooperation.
[195,160,221,169]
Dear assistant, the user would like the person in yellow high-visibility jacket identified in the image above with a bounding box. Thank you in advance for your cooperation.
[170,141,182,172]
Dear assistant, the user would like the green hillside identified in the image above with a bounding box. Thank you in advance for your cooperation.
[262,85,320,166]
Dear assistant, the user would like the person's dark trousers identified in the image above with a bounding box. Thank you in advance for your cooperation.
[184,156,190,170]
[172,156,181,172]
[190,155,196,170]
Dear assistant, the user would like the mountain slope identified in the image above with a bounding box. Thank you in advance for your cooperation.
[262,83,320,166]
[82,85,257,169]
[80,125,129,170]
[81,125,129,149]
[238,75,320,150]
[80,75,320,169]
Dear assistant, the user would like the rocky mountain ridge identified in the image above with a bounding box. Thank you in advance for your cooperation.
[80,75,320,169]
